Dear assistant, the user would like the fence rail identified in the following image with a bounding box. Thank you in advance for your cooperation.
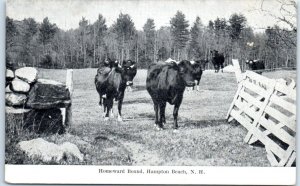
[227,59,296,166]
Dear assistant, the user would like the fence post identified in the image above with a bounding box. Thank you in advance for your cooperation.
[232,59,242,83]
[65,69,73,128]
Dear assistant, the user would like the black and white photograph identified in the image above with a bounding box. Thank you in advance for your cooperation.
[4,0,297,184]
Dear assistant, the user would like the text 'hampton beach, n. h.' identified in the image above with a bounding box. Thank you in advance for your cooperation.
[99,168,205,175]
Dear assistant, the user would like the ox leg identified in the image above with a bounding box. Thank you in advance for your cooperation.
[173,103,181,130]
[102,98,107,118]
[156,102,165,130]
[104,98,113,121]
[197,81,200,91]
[154,102,159,127]
[99,95,102,106]
[117,93,124,122]
[221,64,224,73]
[160,102,166,126]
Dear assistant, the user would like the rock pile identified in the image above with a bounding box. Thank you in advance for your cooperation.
[6,67,71,134]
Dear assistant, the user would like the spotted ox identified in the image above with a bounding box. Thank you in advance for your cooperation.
[95,60,137,121]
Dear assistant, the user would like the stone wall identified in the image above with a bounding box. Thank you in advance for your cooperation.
[6,67,71,135]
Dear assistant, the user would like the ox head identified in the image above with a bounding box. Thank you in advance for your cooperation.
[122,60,137,86]
[104,57,118,68]
[195,59,209,71]
[245,59,254,65]
[191,60,204,84]
[177,60,196,87]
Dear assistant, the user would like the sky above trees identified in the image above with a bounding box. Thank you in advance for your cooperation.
[7,0,288,32]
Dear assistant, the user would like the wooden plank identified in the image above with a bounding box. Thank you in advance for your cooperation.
[275,83,296,100]
[230,109,252,130]
[243,80,268,97]
[244,79,275,144]
[264,105,296,132]
[278,147,294,166]
[231,107,287,159]
[226,83,245,119]
[259,117,295,145]
[65,69,73,128]
[278,147,296,166]
[239,91,263,109]
[245,71,276,89]
[234,99,259,120]
[232,59,242,83]
[285,151,296,167]
[269,94,296,115]
[266,148,279,166]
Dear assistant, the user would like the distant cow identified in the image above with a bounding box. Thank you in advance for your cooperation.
[210,50,225,73]
[146,60,196,130]
[245,59,265,74]
[95,60,137,121]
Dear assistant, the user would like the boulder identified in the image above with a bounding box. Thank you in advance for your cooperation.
[6,92,27,106]
[6,69,14,86]
[15,67,38,83]
[18,138,83,163]
[23,108,65,134]
[6,69,14,80]
[5,85,12,93]
[10,78,31,93]
[26,79,71,109]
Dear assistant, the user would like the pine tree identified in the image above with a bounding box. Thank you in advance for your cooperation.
[170,11,189,60]
[189,16,202,59]
[228,13,246,40]
[93,14,107,66]
[112,13,136,62]
[39,17,58,54]
[143,18,155,62]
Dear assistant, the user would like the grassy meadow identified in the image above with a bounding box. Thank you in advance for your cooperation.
[5,68,296,166]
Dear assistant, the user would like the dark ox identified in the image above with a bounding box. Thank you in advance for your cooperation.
[210,50,225,73]
[95,60,137,121]
[245,59,265,74]
[146,60,196,130]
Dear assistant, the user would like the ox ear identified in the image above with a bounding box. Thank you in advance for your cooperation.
[115,64,123,73]
[130,64,136,69]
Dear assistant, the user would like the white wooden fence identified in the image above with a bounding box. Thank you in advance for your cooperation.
[227,59,296,166]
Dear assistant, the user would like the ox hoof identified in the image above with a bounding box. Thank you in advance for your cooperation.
[117,116,123,122]
[156,126,163,131]
[102,113,106,118]
[173,129,179,133]
[104,117,109,121]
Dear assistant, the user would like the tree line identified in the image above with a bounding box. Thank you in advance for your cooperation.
[6,10,296,70]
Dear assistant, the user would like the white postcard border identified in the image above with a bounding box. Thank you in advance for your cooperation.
[5,165,296,185]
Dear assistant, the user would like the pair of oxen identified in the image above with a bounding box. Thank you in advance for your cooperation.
[95,59,207,131]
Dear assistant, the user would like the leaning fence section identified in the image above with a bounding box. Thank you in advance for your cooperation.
[227,60,296,166]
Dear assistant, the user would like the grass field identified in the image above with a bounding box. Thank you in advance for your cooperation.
[7,68,296,166]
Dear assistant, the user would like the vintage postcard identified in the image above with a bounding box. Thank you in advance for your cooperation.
[5,0,296,184]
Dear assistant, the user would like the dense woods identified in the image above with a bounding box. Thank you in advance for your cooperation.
[6,5,296,70]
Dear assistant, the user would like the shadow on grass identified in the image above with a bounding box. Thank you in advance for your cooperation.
[123,98,152,105]
[100,130,144,143]
[180,119,239,129]
[132,85,146,91]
